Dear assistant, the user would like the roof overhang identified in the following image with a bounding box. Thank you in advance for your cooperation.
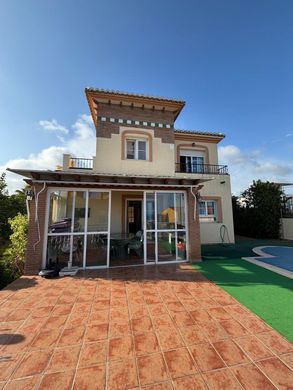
[7,168,211,189]
[174,130,225,144]
[85,88,186,129]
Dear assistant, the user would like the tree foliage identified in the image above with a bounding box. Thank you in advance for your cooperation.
[0,173,27,240]
[232,180,283,239]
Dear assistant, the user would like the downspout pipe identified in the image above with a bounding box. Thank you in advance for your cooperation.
[190,186,198,221]
[33,182,46,252]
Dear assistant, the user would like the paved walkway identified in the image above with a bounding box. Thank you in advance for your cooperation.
[0,264,292,389]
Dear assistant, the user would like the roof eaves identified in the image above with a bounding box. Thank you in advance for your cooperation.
[174,129,225,138]
[85,87,185,104]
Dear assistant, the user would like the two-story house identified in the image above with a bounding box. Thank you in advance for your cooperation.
[9,88,234,275]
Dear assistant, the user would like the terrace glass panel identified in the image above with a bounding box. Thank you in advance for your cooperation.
[48,191,74,233]
[157,193,175,230]
[87,192,109,232]
[157,232,176,262]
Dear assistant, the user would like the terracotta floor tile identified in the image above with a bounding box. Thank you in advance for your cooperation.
[224,304,249,319]
[164,347,198,378]
[39,370,75,390]
[134,332,160,355]
[72,303,92,313]
[171,311,194,327]
[79,341,107,367]
[280,352,293,369]
[179,325,207,346]
[137,352,169,386]
[231,363,276,389]
[213,339,250,366]
[219,319,248,337]
[234,335,273,361]
[142,382,173,389]
[257,331,293,354]
[109,321,131,337]
[148,303,168,317]
[7,309,31,322]
[167,301,185,312]
[172,374,206,389]
[108,335,134,361]
[198,320,229,342]
[73,364,106,389]
[84,323,108,342]
[202,368,242,389]
[145,295,162,305]
[196,297,219,309]
[30,328,61,349]
[66,312,89,327]
[239,316,271,334]
[88,309,109,324]
[43,315,68,330]
[257,357,293,389]
[12,350,52,379]
[111,297,128,307]
[153,314,174,330]
[130,304,149,319]
[190,342,225,372]
[208,307,232,321]
[156,328,184,351]
[110,308,129,323]
[58,325,85,346]
[46,345,80,373]
[189,309,212,324]
[31,306,54,318]
[180,298,198,311]
[131,316,153,333]
[213,294,237,306]
[4,375,41,390]
[0,353,23,381]
[108,359,138,390]
[51,304,73,316]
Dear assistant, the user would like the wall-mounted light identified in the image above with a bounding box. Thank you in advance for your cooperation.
[26,189,35,201]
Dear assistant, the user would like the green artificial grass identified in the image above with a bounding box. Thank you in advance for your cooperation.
[194,239,293,341]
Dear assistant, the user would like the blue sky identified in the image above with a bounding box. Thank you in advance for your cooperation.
[0,0,292,194]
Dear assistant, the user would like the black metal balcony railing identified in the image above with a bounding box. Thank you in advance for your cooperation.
[69,158,93,170]
[175,163,228,175]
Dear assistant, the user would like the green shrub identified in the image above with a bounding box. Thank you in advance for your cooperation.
[3,213,28,280]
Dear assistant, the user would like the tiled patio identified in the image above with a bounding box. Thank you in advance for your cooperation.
[0,264,292,389]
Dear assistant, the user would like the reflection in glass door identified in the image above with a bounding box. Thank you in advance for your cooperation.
[46,190,110,269]
[144,191,188,264]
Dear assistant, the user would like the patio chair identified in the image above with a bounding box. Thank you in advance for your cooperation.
[127,230,144,257]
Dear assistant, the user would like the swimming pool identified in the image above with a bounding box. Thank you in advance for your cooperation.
[242,246,293,279]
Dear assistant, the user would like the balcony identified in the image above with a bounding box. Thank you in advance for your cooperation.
[175,163,228,175]
[68,157,93,170]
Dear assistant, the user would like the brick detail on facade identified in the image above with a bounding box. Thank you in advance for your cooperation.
[186,189,202,262]
[25,184,48,275]
[95,103,175,144]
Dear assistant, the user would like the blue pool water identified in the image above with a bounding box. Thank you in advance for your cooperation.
[256,246,293,272]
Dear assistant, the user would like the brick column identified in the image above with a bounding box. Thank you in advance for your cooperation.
[25,184,48,275]
[187,189,202,262]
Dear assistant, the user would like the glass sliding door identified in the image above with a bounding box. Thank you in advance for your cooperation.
[46,189,110,269]
[144,191,188,264]
[85,192,109,267]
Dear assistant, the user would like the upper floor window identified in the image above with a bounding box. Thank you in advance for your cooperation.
[126,139,148,160]
[199,200,218,222]
[180,150,205,173]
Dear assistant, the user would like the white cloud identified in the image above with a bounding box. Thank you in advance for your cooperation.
[219,144,293,195]
[39,119,69,134]
[1,115,96,193]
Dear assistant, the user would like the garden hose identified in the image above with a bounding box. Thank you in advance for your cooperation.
[220,224,230,245]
